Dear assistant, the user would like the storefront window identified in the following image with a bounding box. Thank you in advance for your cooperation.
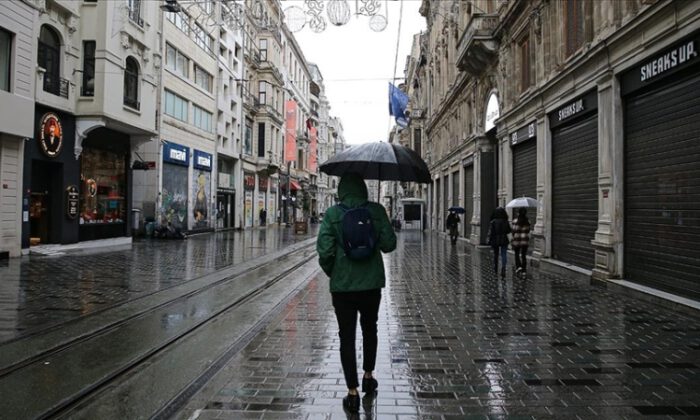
[80,148,126,224]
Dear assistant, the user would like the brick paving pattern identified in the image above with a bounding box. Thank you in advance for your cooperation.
[177,231,700,419]
[0,227,316,342]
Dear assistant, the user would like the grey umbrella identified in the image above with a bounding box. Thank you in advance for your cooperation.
[319,142,431,183]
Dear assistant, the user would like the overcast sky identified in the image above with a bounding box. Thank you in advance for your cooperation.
[293,0,426,145]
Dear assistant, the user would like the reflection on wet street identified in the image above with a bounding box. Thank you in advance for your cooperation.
[0,227,316,342]
[177,231,700,419]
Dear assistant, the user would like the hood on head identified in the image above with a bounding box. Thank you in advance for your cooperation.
[338,173,368,204]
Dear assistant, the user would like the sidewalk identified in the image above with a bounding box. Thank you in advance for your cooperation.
[0,226,317,343]
[176,230,700,419]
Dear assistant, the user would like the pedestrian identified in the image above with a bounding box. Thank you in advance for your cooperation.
[511,208,531,276]
[487,207,511,278]
[259,208,266,226]
[316,173,397,413]
[446,210,460,244]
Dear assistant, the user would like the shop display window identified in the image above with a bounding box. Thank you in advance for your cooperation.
[80,148,126,224]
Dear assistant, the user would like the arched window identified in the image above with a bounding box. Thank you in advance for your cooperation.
[123,56,139,109]
[38,25,63,96]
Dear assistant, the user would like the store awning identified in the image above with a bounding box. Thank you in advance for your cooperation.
[282,180,301,191]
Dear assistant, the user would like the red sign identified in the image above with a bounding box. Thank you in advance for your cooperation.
[243,172,256,191]
[309,126,317,173]
[258,175,269,192]
[284,100,297,163]
[39,113,63,158]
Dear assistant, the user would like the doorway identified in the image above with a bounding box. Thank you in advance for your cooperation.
[29,160,62,245]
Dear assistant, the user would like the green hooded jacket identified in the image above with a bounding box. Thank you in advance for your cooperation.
[316,174,397,292]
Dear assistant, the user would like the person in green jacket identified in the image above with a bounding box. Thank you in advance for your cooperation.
[316,173,397,413]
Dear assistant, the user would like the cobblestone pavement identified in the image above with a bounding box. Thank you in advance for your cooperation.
[177,231,700,420]
[0,226,317,342]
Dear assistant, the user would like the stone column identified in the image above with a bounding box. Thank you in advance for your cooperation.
[532,111,549,259]
[592,72,623,281]
[499,131,512,208]
[472,136,496,245]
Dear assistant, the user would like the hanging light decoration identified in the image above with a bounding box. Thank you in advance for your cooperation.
[305,0,327,33]
[369,14,387,32]
[327,0,351,26]
[284,6,307,32]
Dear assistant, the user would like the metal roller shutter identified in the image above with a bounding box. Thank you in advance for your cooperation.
[551,115,598,269]
[624,73,700,299]
[512,140,537,200]
[463,165,474,237]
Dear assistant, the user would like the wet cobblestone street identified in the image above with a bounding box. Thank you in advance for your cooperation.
[178,231,700,419]
[0,227,316,342]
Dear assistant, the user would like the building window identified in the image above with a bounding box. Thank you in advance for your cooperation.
[38,25,66,97]
[192,104,213,132]
[193,24,213,52]
[259,38,267,61]
[565,0,584,57]
[244,123,252,155]
[0,28,11,92]
[123,57,139,109]
[166,12,189,35]
[519,36,532,92]
[258,81,266,105]
[194,65,212,92]
[258,122,265,157]
[413,128,421,158]
[164,89,188,121]
[165,43,189,78]
[81,40,95,96]
[127,0,143,26]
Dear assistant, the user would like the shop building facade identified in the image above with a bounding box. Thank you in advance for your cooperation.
[19,0,159,250]
[418,0,700,300]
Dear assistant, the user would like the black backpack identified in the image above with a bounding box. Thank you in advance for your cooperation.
[338,203,377,260]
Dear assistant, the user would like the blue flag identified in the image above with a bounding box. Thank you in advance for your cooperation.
[389,83,409,128]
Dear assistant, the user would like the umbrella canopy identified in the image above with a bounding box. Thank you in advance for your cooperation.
[319,142,431,183]
[506,196,539,209]
[448,206,466,214]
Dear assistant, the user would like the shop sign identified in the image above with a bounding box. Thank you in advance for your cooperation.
[163,141,190,166]
[193,150,213,171]
[510,121,537,146]
[258,175,269,192]
[484,93,500,132]
[66,185,79,219]
[243,172,256,191]
[39,113,64,158]
[640,40,696,82]
[622,35,700,95]
[549,90,598,129]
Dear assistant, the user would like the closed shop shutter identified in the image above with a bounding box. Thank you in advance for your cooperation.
[624,73,700,299]
[463,165,474,237]
[551,115,598,269]
[512,140,537,200]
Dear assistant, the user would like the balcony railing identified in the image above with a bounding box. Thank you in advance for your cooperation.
[43,73,69,99]
[457,14,500,75]
[123,96,140,110]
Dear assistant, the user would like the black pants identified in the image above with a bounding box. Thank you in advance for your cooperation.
[514,246,528,271]
[332,289,382,389]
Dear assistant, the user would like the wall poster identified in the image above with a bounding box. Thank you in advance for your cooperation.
[161,163,188,230]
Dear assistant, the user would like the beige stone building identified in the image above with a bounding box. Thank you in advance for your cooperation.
[418,0,700,300]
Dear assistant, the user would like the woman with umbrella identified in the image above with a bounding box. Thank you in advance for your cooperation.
[446,207,465,245]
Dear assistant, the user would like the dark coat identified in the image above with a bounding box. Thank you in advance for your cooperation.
[488,218,511,247]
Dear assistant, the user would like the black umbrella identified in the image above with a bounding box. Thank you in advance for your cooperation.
[319,142,431,183]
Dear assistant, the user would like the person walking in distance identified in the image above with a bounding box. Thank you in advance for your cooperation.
[488,207,511,278]
[316,173,397,414]
[446,210,460,245]
[511,208,531,276]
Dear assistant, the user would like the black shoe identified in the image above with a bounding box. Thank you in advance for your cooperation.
[343,393,360,413]
[362,376,378,393]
